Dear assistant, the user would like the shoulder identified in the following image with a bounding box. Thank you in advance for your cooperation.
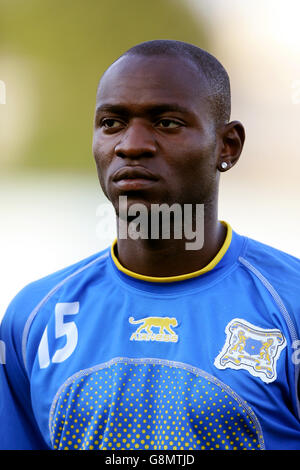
[1,247,110,341]
[238,235,300,333]
[239,236,300,280]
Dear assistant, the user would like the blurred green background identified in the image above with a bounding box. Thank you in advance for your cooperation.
[0,0,208,174]
[0,0,299,316]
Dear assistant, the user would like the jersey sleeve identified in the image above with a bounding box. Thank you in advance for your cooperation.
[242,239,300,338]
[0,288,50,450]
[0,249,108,450]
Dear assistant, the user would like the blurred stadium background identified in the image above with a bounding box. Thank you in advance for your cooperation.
[0,0,299,318]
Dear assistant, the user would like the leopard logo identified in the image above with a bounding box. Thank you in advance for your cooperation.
[129,316,179,343]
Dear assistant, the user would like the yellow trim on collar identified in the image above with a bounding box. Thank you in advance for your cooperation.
[110,221,232,283]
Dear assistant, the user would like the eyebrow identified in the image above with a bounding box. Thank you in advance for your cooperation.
[95,103,194,118]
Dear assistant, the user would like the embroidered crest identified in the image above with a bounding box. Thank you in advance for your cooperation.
[214,318,286,383]
[129,316,178,343]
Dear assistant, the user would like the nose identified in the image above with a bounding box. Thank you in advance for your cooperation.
[114,119,156,159]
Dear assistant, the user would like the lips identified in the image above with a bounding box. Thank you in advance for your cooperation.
[112,166,159,182]
[112,166,159,191]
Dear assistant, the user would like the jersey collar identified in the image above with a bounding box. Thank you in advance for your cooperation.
[110,221,232,284]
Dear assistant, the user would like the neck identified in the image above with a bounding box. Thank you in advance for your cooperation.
[114,202,227,278]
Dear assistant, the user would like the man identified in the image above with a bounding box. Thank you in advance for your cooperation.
[1,39,300,451]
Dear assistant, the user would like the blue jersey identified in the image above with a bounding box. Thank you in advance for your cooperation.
[1,222,300,450]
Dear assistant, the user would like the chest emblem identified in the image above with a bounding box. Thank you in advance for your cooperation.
[129,316,178,343]
[214,318,286,383]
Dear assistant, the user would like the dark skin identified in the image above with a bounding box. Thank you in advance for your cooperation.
[93,54,245,277]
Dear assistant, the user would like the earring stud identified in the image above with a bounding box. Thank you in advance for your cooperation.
[220,162,228,170]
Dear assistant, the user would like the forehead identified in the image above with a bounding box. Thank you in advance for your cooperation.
[96,54,211,112]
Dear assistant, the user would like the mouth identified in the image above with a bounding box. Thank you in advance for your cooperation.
[112,166,159,190]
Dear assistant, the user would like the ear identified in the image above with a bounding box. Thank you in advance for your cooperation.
[217,120,245,172]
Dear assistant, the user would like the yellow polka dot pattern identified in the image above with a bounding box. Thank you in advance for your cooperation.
[50,359,264,450]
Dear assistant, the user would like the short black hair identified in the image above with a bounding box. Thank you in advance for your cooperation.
[120,39,231,127]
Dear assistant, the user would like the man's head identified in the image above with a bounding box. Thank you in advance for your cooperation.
[102,39,232,128]
[92,39,245,217]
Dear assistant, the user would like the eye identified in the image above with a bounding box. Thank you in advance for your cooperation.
[156,119,183,129]
[101,118,123,129]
